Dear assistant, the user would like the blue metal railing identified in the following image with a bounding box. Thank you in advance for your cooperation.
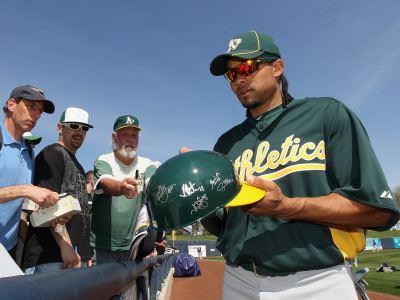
[149,254,175,299]
[0,254,174,300]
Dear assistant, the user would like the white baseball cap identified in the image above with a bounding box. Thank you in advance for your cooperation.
[59,107,93,128]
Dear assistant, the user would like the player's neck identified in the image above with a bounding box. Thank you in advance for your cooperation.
[249,97,283,118]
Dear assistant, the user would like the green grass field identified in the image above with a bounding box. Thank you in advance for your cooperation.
[204,250,400,296]
[354,249,400,296]
[168,231,400,296]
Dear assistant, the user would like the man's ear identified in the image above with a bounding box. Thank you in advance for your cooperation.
[57,123,63,134]
[7,99,16,113]
[272,59,284,78]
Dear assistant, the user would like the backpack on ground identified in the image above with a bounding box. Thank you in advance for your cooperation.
[173,253,201,277]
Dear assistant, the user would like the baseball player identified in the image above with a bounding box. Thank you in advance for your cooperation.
[197,31,400,299]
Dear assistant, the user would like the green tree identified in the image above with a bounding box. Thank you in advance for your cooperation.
[393,185,400,207]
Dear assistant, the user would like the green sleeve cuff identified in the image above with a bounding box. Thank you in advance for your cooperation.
[201,208,225,237]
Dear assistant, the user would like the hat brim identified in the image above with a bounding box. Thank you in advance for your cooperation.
[61,122,93,128]
[29,99,54,114]
[31,137,42,145]
[24,136,42,145]
[210,51,281,76]
[116,125,142,131]
[42,100,55,114]
[225,181,265,207]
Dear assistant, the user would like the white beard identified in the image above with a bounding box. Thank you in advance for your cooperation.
[118,146,137,159]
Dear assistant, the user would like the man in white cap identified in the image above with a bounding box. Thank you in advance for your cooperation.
[22,107,93,274]
[0,85,61,267]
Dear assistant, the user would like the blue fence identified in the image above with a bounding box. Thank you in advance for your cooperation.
[0,254,174,300]
[149,255,175,300]
[168,238,400,254]
[168,239,221,257]
[366,237,400,250]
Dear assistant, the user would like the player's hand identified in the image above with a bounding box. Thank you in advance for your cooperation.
[179,147,192,154]
[240,175,290,218]
[60,244,81,269]
[121,178,140,199]
[28,187,59,208]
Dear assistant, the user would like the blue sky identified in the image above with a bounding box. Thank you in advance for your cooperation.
[1,1,400,188]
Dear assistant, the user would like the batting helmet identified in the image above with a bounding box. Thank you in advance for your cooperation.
[146,150,265,231]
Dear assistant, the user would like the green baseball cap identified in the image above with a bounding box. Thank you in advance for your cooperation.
[22,131,42,145]
[210,31,281,76]
[113,115,142,131]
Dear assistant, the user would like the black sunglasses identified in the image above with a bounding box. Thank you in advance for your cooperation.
[63,123,90,132]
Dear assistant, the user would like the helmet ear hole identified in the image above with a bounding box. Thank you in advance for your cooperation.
[146,150,242,231]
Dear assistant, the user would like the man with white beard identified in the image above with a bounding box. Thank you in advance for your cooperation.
[90,115,159,265]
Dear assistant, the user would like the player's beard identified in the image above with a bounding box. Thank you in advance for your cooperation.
[117,143,137,159]
[241,99,262,110]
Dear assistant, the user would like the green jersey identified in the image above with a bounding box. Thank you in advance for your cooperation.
[204,97,399,272]
[90,152,157,251]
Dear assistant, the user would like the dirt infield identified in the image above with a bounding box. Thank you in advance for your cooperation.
[170,259,224,300]
[170,259,400,300]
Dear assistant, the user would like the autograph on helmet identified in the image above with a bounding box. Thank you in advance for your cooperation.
[180,181,205,198]
[191,194,209,215]
[154,184,176,205]
[210,172,235,192]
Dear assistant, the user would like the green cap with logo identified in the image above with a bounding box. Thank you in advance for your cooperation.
[113,115,142,131]
[210,30,281,76]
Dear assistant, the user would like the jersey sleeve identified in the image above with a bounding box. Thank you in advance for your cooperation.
[144,164,157,182]
[93,158,113,191]
[324,101,400,230]
[34,147,64,193]
[200,208,225,237]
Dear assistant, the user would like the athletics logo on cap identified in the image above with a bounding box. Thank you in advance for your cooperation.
[126,116,135,125]
[227,38,242,53]
[113,115,142,131]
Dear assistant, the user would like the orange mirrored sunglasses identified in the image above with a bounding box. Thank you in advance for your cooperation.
[224,59,271,82]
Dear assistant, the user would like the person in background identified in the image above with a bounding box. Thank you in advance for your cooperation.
[0,85,61,268]
[85,170,94,209]
[22,107,93,274]
[85,170,95,266]
[90,115,160,299]
[90,114,160,263]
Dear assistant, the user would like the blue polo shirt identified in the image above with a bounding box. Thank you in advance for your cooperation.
[0,123,34,250]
